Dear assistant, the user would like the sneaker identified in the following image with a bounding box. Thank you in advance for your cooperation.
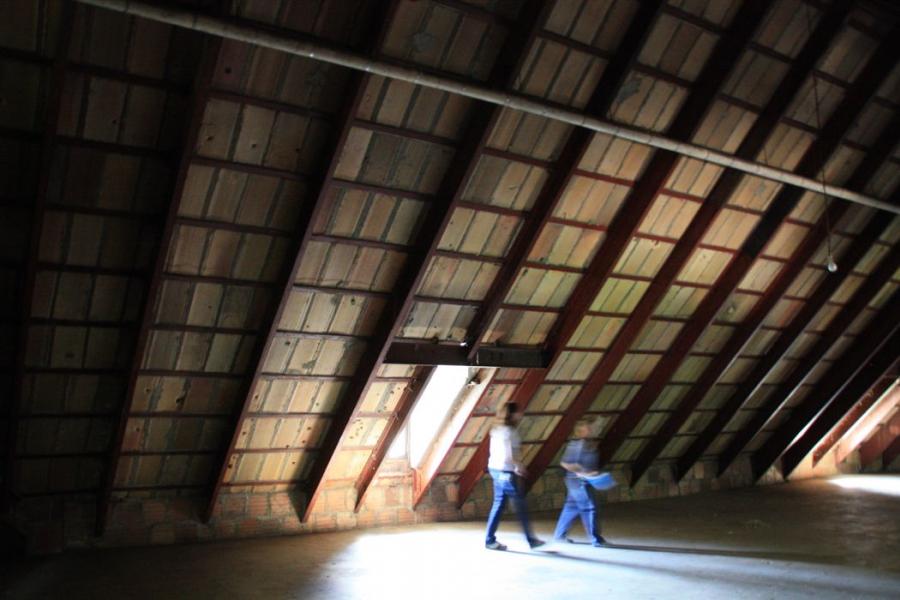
[592,536,608,547]
[528,538,546,549]
[485,541,507,551]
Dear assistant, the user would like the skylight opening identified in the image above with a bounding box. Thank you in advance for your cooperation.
[387,365,473,467]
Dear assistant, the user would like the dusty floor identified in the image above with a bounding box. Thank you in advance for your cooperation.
[3,475,900,599]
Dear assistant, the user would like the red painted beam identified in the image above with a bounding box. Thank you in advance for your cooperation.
[353,366,432,511]
[723,239,900,478]
[811,373,898,466]
[750,291,900,479]
[454,0,667,506]
[300,0,551,522]
[205,0,400,523]
[5,0,75,509]
[781,344,900,476]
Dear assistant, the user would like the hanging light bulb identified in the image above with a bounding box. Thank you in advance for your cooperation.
[827,256,838,273]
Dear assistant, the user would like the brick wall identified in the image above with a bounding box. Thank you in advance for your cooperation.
[11,455,802,554]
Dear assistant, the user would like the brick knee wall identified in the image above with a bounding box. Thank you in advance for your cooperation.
[10,455,858,554]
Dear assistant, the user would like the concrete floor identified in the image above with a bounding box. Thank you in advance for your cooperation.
[3,475,900,599]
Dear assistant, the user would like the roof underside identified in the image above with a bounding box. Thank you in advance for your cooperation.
[1,0,898,520]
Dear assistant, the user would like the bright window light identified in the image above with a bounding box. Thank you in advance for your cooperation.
[386,365,471,467]
[386,425,408,460]
[829,475,900,497]
[409,366,470,467]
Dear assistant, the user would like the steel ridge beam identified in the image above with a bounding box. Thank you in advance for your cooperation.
[384,342,549,368]
[6,0,75,510]
[781,345,900,475]
[750,290,900,479]
[299,0,550,522]
[453,0,668,507]
[720,238,900,478]
[70,0,900,213]
[204,0,399,523]
[520,0,783,491]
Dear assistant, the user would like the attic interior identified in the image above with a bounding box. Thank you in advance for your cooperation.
[1,0,899,596]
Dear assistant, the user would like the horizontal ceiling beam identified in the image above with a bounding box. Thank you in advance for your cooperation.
[384,342,549,368]
[73,0,900,215]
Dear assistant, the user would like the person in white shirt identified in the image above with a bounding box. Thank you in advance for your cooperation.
[484,401,545,551]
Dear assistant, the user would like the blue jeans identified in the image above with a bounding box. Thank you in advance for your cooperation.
[553,477,600,542]
[484,469,538,544]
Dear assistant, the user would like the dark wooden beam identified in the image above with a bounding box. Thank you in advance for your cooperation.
[556,4,854,484]
[95,32,225,532]
[721,240,900,478]
[204,0,399,523]
[810,371,898,466]
[676,39,897,479]
[883,433,900,469]
[520,0,783,490]
[5,0,75,509]
[750,290,900,479]
[353,366,432,511]
[781,343,900,476]
[640,117,900,485]
[453,0,667,506]
[461,0,668,363]
[384,342,548,368]
[299,0,551,522]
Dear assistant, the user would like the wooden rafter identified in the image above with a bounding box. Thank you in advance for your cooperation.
[781,349,899,476]
[299,0,550,521]
[5,0,75,508]
[882,433,900,469]
[352,366,432,511]
[751,293,900,478]
[651,30,900,481]
[718,238,900,477]
[95,26,226,532]
[204,0,399,522]
[461,0,667,362]
[636,114,900,484]
[810,364,899,466]
[517,0,779,492]
[452,0,667,507]
[568,2,854,480]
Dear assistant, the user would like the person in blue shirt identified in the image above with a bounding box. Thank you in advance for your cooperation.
[553,419,608,547]
[484,401,545,551]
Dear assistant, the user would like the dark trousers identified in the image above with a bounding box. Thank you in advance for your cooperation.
[484,469,537,544]
[553,477,601,542]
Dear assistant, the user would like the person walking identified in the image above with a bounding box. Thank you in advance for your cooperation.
[484,401,545,551]
[553,419,608,547]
